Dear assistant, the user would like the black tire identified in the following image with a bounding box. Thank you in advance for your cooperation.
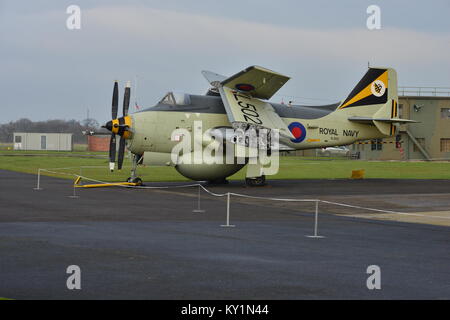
[127,177,143,185]
[245,175,266,187]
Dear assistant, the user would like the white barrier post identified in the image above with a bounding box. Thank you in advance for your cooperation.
[221,192,235,228]
[192,184,205,213]
[306,200,324,238]
[34,169,43,190]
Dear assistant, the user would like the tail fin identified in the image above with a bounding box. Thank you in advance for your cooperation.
[338,67,397,111]
[338,67,401,136]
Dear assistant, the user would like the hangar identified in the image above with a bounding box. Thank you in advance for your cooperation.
[13,132,73,151]
[351,87,450,160]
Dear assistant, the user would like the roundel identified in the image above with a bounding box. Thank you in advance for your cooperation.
[235,83,255,92]
[371,80,386,97]
[288,122,307,143]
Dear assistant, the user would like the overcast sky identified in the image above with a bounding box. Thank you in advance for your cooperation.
[1,0,449,124]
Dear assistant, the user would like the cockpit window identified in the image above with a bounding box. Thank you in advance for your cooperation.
[160,92,191,105]
[161,92,175,105]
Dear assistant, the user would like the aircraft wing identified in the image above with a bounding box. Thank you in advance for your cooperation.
[220,65,290,100]
[201,70,228,88]
[218,85,295,140]
[203,66,290,99]
[202,66,294,141]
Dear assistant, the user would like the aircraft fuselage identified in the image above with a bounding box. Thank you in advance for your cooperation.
[126,94,385,156]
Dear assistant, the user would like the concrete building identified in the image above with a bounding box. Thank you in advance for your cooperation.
[13,132,73,151]
[351,87,450,160]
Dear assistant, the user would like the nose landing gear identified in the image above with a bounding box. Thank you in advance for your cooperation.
[127,153,143,186]
[127,177,143,185]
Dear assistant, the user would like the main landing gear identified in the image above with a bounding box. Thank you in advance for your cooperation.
[245,175,266,187]
[245,163,267,187]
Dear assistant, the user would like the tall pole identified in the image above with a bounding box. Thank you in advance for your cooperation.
[134,75,138,110]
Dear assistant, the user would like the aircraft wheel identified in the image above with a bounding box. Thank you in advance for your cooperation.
[245,175,266,187]
[127,177,143,186]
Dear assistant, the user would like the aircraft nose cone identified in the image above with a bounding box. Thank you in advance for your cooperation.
[104,120,113,131]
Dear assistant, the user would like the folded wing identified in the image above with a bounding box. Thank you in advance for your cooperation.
[219,65,290,100]
[202,66,294,141]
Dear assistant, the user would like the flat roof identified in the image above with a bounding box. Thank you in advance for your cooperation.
[13,132,73,135]
[399,95,450,100]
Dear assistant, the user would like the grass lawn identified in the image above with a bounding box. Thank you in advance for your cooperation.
[0,142,13,150]
[1,150,450,182]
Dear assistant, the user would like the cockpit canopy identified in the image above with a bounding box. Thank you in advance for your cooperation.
[159,92,191,106]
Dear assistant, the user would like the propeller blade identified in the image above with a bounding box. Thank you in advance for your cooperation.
[117,136,126,170]
[112,81,119,119]
[123,81,131,116]
[109,133,116,171]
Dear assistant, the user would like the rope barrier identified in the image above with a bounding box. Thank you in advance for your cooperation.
[320,200,450,220]
[34,167,450,224]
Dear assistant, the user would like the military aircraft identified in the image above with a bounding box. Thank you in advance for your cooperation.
[102,66,415,186]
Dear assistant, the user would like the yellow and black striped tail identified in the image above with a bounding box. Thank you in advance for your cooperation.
[339,68,394,110]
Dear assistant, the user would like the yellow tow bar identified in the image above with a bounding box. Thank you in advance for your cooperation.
[74,176,140,188]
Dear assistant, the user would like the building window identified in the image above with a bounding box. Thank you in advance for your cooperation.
[441,139,450,152]
[413,138,425,152]
[377,139,382,150]
[371,139,383,151]
[441,108,450,119]
[15,136,22,143]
